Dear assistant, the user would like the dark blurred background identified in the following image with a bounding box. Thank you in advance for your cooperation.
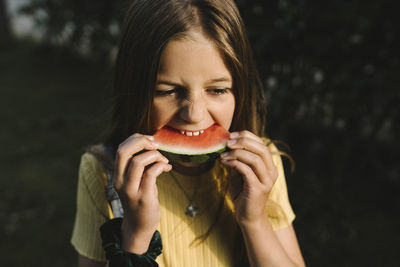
[1,0,398,266]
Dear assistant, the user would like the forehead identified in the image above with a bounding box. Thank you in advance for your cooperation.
[157,33,231,81]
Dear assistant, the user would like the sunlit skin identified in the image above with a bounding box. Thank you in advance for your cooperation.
[152,33,235,132]
[110,31,305,267]
[151,31,235,174]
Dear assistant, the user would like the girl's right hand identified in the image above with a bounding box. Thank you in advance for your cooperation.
[113,133,172,253]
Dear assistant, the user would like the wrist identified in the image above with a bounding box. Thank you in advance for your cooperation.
[237,212,270,232]
[100,218,162,265]
[121,219,156,254]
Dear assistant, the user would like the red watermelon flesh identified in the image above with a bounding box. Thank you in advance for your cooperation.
[154,124,230,161]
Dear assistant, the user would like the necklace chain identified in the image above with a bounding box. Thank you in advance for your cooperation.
[170,171,200,217]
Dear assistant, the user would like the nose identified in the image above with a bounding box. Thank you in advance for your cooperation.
[179,93,206,123]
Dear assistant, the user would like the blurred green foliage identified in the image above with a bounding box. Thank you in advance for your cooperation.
[7,0,399,266]
[19,0,399,142]
[0,42,112,266]
[19,0,126,57]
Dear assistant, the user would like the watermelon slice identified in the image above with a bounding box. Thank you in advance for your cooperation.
[153,124,230,163]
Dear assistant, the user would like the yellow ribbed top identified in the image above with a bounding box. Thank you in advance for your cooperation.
[71,141,295,265]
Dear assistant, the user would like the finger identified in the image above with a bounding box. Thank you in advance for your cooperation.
[114,135,159,189]
[140,162,172,194]
[124,150,169,193]
[221,149,277,186]
[229,130,264,144]
[226,136,275,172]
[221,149,265,182]
[220,159,260,189]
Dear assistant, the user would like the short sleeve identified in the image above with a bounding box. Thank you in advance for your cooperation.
[71,153,113,262]
[263,139,296,230]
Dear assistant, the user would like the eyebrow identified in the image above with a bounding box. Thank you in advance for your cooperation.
[156,77,232,86]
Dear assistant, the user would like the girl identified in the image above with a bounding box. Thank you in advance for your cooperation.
[71,0,305,266]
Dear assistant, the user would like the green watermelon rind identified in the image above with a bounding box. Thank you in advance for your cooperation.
[157,143,226,155]
[158,147,227,163]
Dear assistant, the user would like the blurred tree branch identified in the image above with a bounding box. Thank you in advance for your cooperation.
[18,0,398,148]
[0,0,11,45]
[19,0,126,59]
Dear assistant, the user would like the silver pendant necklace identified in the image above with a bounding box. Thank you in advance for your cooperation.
[170,171,200,217]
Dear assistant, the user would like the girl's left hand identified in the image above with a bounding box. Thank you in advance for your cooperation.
[220,131,278,226]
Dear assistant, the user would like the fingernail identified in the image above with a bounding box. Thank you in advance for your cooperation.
[227,139,237,146]
[151,141,159,147]
[230,132,239,139]
[145,135,154,141]
[221,152,228,158]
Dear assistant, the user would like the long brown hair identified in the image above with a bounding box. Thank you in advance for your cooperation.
[104,0,266,150]
[97,1,283,257]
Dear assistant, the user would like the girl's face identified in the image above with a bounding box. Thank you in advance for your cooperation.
[151,32,235,134]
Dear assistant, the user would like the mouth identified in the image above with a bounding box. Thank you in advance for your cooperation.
[179,129,205,136]
[166,124,215,137]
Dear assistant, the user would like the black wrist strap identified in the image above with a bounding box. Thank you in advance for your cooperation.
[100,218,162,267]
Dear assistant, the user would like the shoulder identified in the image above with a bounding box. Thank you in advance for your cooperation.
[261,137,279,152]
[84,144,114,170]
[76,146,113,217]
[261,137,283,167]
[78,145,112,190]
[79,151,104,178]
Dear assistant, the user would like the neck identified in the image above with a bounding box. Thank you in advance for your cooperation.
[171,160,215,176]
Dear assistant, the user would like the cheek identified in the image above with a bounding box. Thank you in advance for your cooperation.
[213,96,235,130]
[150,104,165,130]
[151,101,176,130]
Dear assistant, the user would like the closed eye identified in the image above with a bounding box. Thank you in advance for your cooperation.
[155,87,230,97]
[155,89,176,96]
[207,88,231,95]
[155,86,188,98]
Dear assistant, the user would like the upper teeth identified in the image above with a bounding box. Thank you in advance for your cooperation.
[180,130,205,136]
